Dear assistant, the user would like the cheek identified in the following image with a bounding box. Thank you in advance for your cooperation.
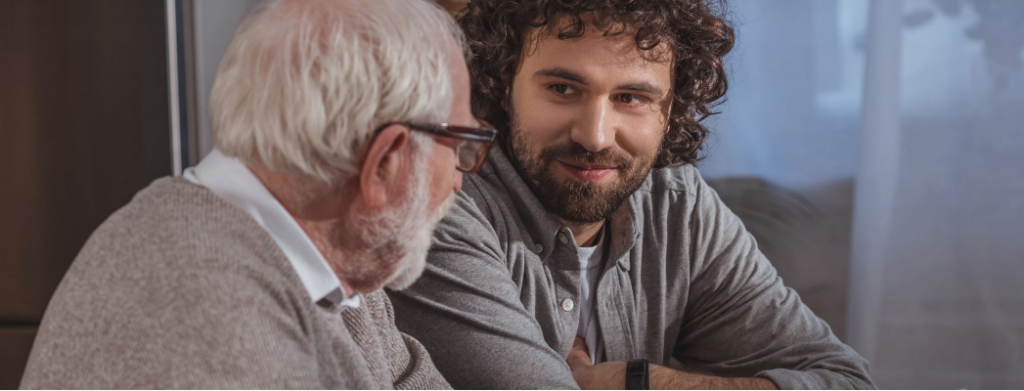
[513,87,573,144]
[616,116,666,157]
[428,146,455,200]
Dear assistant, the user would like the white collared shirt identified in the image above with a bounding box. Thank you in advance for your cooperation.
[183,149,361,310]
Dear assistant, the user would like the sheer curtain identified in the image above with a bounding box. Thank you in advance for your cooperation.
[701,0,1024,388]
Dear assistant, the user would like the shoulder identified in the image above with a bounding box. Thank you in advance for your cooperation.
[84,177,287,269]
[627,164,742,249]
[631,164,714,215]
[44,177,312,333]
[23,177,317,388]
[641,163,705,197]
[432,173,507,253]
[54,176,307,309]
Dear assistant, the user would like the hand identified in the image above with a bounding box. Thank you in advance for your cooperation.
[566,336,627,390]
[566,337,777,390]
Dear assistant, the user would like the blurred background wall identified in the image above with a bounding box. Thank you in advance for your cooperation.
[1,0,1021,388]
[700,0,1024,388]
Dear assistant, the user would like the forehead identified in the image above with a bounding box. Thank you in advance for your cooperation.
[517,21,674,88]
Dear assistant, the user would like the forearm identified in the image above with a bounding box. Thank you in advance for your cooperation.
[572,362,777,390]
[650,364,777,390]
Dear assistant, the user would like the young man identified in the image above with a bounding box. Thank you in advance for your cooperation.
[20,0,496,388]
[388,0,875,389]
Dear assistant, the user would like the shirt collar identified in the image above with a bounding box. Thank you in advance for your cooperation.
[479,148,640,271]
[183,149,361,309]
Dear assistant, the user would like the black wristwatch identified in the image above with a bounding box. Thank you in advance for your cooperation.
[625,359,650,390]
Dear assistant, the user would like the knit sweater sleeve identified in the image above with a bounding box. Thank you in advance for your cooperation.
[21,241,324,388]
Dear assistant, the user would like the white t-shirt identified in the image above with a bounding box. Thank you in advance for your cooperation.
[576,226,607,364]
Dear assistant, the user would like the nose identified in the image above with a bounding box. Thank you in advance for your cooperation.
[571,99,616,152]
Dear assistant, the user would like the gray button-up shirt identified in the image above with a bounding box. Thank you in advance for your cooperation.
[388,148,874,390]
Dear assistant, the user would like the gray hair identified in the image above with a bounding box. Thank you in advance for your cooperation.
[210,0,466,183]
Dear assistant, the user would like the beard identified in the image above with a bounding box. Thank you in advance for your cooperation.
[505,103,658,225]
[382,192,453,290]
[340,136,454,292]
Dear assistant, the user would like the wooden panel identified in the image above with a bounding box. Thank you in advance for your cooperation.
[0,328,36,389]
[0,0,50,324]
[1,0,171,386]
[0,0,171,322]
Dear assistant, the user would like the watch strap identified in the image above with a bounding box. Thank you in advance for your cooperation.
[625,358,650,390]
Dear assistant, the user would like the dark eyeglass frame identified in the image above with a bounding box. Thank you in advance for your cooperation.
[380,122,498,174]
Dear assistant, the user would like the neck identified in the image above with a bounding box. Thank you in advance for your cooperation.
[249,164,364,295]
[563,219,606,247]
[293,218,362,296]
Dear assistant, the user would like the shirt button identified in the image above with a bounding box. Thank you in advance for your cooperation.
[558,233,570,245]
[534,243,543,254]
[560,298,575,312]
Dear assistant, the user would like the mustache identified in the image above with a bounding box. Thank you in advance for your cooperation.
[538,143,632,169]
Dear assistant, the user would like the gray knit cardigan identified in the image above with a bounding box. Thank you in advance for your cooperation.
[20,177,451,390]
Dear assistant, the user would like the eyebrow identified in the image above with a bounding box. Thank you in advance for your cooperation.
[533,67,588,84]
[532,67,666,97]
[618,82,664,97]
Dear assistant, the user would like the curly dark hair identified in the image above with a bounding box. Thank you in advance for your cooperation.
[458,0,734,167]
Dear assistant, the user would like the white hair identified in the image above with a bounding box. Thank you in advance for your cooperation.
[210,0,466,183]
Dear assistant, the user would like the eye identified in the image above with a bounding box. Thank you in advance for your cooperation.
[617,93,650,105]
[547,83,576,95]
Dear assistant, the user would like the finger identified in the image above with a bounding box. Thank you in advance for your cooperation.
[572,336,588,354]
[566,337,592,370]
[566,348,591,370]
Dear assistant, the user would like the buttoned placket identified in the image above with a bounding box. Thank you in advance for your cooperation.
[485,147,645,361]
[547,227,583,356]
[531,197,643,360]
[593,199,642,361]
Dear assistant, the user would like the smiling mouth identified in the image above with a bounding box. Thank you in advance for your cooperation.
[556,160,619,183]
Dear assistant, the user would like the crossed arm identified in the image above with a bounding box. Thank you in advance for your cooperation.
[566,337,778,390]
[389,178,875,389]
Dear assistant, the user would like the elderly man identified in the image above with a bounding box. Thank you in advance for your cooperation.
[388,0,875,389]
[19,0,494,388]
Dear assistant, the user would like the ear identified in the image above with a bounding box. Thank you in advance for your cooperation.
[661,99,674,136]
[501,75,512,111]
[359,124,411,208]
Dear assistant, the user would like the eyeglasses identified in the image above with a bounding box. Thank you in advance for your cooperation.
[401,122,498,174]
